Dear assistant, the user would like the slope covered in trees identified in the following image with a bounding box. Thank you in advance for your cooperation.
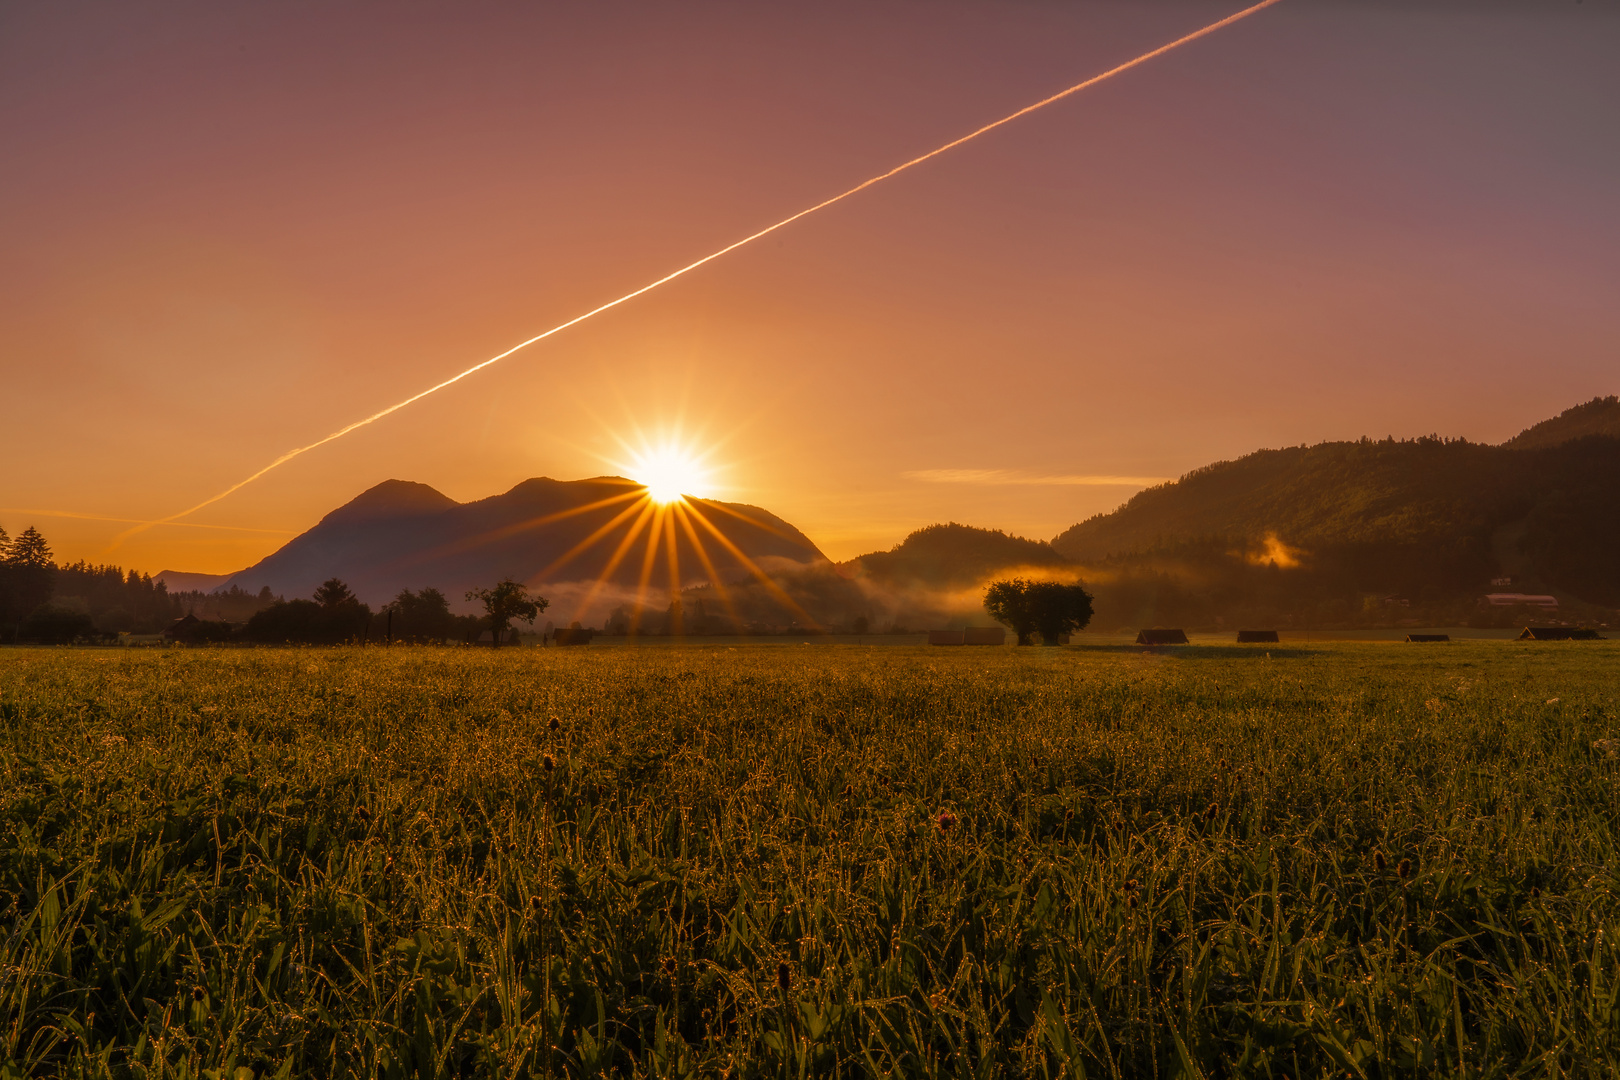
[1501,395,1620,450]
[1051,432,1620,612]
[841,523,1070,589]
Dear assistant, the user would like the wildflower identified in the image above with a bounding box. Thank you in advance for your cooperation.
[542,754,555,772]
[1374,850,1387,872]
[191,986,205,1002]
[355,805,371,823]
[548,717,560,732]
[530,896,544,912]
[1125,878,1139,891]
[776,961,792,992]
[1217,758,1227,770]
[663,957,678,977]
[1531,886,1541,900]
[937,810,957,832]
[1128,894,1138,909]
[1397,858,1412,880]
[1204,802,1219,822]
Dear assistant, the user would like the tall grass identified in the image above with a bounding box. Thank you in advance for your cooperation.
[1,642,1616,1077]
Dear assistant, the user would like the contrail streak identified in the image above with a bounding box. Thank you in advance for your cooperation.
[111,0,1283,549]
[3,507,294,535]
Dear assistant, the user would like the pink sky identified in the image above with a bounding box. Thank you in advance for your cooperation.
[2,0,1616,573]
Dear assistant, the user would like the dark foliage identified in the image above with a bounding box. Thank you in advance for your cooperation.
[465,579,546,648]
[984,578,1095,646]
[17,604,97,644]
[243,596,372,644]
[385,588,463,643]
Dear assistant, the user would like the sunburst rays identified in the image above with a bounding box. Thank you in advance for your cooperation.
[474,482,824,636]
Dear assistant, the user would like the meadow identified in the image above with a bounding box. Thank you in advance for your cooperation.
[1,641,1616,1078]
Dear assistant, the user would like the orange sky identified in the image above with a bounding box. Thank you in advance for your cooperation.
[3,0,1617,575]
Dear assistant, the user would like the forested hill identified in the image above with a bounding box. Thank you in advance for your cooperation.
[1501,395,1620,449]
[842,523,1070,588]
[1050,433,1620,607]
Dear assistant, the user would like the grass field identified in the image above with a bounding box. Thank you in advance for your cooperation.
[1,642,1617,1078]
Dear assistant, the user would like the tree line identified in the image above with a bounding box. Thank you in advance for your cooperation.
[0,523,549,647]
[178,577,547,646]
[0,525,185,643]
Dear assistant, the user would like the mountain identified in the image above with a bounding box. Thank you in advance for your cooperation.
[842,523,1071,589]
[153,570,233,593]
[1501,395,1620,450]
[221,477,828,613]
[1051,423,1620,609]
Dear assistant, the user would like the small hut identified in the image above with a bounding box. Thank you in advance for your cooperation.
[1406,633,1451,643]
[1518,626,1603,641]
[162,614,200,641]
[1135,628,1189,645]
[1236,630,1279,643]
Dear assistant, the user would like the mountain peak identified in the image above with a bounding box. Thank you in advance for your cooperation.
[319,480,459,525]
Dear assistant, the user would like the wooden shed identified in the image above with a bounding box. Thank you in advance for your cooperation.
[553,627,595,646]
[1136,629,1189,645]
[1518,626,1603,641]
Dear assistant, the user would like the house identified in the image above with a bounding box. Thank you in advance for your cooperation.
[1236,630,1279,643]
[928,630,965,645]
[1518,626,1603,641]
[1484,593,1558,609]
[162,614,200,640]
[1406,634,1450,643]
[553,626,594,646]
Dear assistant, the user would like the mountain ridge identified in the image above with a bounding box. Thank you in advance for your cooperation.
[220,476,829,614]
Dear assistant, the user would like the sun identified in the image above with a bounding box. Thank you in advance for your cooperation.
[629,445,713,504]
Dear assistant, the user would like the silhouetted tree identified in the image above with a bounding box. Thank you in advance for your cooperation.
[314,578,357,607]
[389,587,456,643]
[0,524,58,638]
[19,605,95,644]
[984,578,1094,646]
[466,579,546,648]
[242,579,371,644]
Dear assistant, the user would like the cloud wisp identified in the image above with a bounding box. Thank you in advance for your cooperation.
[903,469,1170,487]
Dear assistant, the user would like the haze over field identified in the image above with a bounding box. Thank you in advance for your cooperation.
[2,0,1617,577]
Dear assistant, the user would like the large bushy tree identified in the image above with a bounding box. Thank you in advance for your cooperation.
[388,587,457,643]
[466,579,546,648]
[244,578,370,643]
[984,578,1094,646]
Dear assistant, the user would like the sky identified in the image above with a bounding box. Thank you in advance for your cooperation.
[2,0,1616,575]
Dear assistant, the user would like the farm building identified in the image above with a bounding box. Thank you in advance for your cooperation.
[1236,630,1279,643]
[1518,626,1603,641]
[1136,629,1189,645]
[1483,593,1558,609]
